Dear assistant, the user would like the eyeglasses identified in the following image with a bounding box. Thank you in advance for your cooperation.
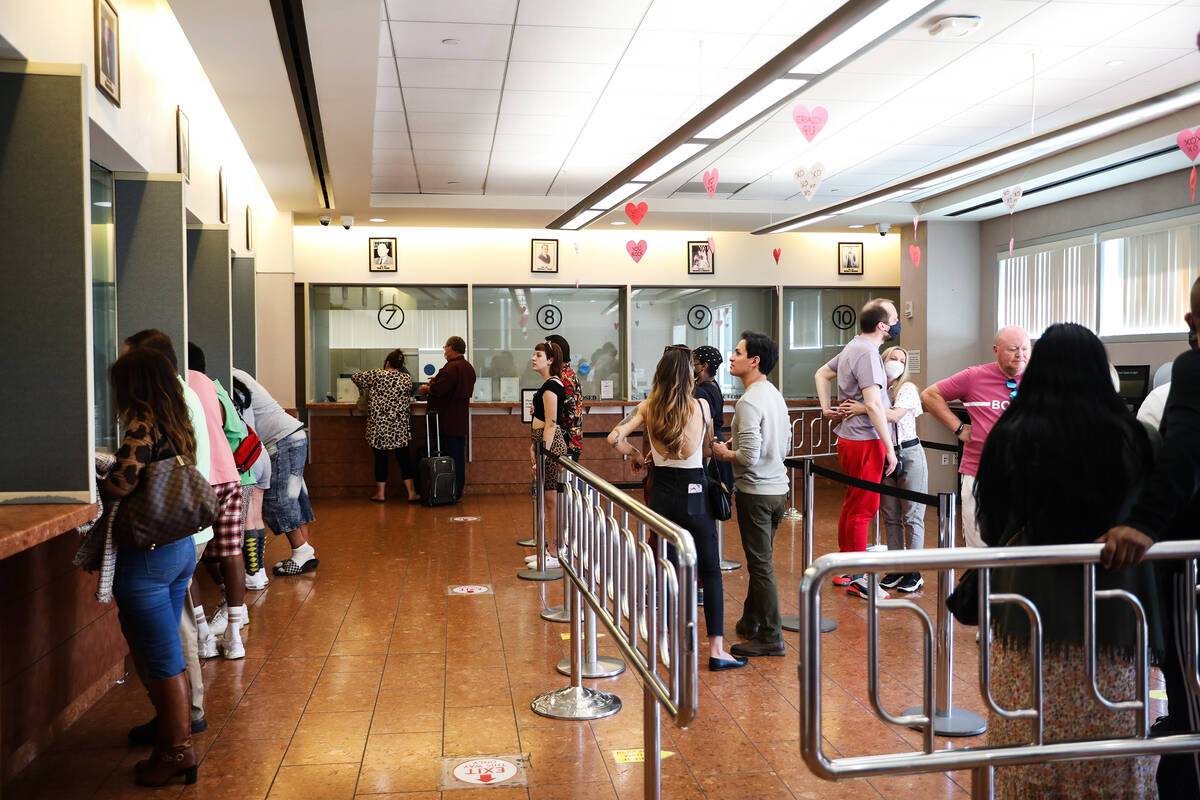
[1005,378,1018,400]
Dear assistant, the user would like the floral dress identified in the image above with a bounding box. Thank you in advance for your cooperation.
[351,369,413,450]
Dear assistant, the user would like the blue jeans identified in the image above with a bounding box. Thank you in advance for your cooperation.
[113,537,194,679]
[264,430,315,535]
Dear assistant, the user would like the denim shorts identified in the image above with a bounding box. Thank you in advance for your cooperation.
[113,536,194,679]
[263,429,315,535]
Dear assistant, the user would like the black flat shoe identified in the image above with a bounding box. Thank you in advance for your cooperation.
[708,656,748,671]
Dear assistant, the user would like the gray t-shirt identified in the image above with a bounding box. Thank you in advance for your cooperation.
[729,379,791,495]
[825,336,890,441]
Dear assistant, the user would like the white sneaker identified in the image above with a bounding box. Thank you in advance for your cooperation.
[208,602,228,636]
[846,577,889,601]
[198,631,219,659]
[219,606,247,660]
[244,569,269,591]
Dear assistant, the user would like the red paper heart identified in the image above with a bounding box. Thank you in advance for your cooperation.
[707,236,716,255]
[1179,128,1200,162]
[909,244,922,268]
[703,169,719,198]
[772,248,781,264]
[625,201,648,225]
[792,104,828,142]
[626,239,648,263]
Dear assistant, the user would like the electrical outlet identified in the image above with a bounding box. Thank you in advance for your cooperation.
[942,454,950,465]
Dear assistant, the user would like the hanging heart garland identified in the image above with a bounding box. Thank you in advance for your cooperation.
[793,162,825,201]
[909,244,922,268]
[625,201,648,225]
[626,240,648,263]
[792,105,829,142]
[707,236,716,256]
[1178,127,1200,202]
[772,247,781,265]
[1003,186,1023,256]
[702,169,719,198]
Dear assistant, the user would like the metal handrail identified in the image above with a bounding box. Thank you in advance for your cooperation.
[531,445,699,800]
[798,541,1200,797]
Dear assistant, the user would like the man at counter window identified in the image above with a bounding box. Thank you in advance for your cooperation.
[418,336,477,502]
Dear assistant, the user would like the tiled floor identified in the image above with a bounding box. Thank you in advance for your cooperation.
[7,481,1165,798]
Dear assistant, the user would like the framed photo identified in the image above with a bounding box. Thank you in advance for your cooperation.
[176,106,190,183]
[530,238,558,273]
[521,388,538,424]
[245,205,254,251]
[94,0,120,106]
[218,168,227,223]
[837,242,864,275]
[369,237,397,272]
[687,241,714,275]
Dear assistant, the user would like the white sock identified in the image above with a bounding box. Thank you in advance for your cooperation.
[225,605,247,640]
[193,605,212,640]
[292,542,315,562]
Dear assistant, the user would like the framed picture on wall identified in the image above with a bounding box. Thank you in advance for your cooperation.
[218,168,227,223]
[94,0,120,106]
[245,205,254,251]
[176,107,190,183]
[530,238,558,273]
[369,237,397,272]
[837,242,864,275]
[687,241,714,275]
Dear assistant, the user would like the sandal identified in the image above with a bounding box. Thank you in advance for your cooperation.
[273,557,319,576]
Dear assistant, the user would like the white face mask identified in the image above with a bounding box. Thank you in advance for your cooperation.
[885,360,904,380]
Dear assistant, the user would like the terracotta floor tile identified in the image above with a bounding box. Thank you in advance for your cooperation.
[247,657,327,696]
[444,666,511,707]
[323,653,387,673]
[381,652,446,690]
[284,711,372,765]
[182,737,289,800]
[443,704,520,755]
[372,687,445,734]
[267,763,360,799]
[356,732,442,794]
[695,771,797,799]
[306,670,382,713]
[521,726,609,786]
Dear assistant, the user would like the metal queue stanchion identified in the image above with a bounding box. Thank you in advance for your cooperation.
[797,541,1200,798]
[782,457,837,634]
[781,413,808,521]
[531,444,699,800]
[516,474,536,547]
[557,485,625,678]
[518,446,563,582]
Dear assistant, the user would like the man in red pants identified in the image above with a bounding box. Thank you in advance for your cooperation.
[814,298,899,600]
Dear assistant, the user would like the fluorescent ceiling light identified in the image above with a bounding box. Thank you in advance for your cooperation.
[369,218,387,222]
[611,221,626,225]
[93,201,112,207]
[848,224,864,228]
[837,188,912,214]
[792,0,932,74]
[561,209,605,230]
[778,214,835,232]
[634,143,707,182]
[595,182,647,210]
[696,78,807,140]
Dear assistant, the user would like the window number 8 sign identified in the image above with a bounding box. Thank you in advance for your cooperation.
[536,304,562,331]
[687,304,712,330]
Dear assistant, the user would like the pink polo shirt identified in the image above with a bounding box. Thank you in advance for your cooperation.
[187,370,240,486]
[936,362,1021,478]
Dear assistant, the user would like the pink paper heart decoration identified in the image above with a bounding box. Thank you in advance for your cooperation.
[793,162,825,201]
[626,240,648,263]
[913,215,919,234]
[772,247,781,264]
[707,236,716,255]
[909,244,922,268]
[792,105,829,142]
[575,279,580,288]
[1002,186,1022,214]
[625,201,648,225]
[1178,128,1200,162]
[702,169,719,198]
[1009,237,1015,257]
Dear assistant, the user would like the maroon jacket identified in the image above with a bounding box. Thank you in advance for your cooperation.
[425,355,476,437]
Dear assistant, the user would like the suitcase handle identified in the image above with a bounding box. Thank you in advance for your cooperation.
[425,410,441,456]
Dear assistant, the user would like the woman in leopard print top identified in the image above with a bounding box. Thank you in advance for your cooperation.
[352,349,418,502]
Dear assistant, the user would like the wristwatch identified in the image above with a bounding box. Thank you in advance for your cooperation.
[954,422,967,436]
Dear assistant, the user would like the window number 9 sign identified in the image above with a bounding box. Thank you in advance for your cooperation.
[687,304,712,330]
[536,304,562,330]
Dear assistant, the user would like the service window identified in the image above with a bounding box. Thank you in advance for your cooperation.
[780,287,898,399]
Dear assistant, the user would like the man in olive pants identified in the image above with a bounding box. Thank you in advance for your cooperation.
[713,331,792,658]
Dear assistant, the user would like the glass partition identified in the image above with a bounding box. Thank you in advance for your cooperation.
[309,285,468,403]
[629,287,776,400]
[91,163,118,451]
[472,286,625,401]
[781,287,898,399]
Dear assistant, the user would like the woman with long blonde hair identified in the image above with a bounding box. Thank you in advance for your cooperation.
[608,345,744,671]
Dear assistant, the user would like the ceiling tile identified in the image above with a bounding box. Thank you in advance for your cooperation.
[395,58,505,90]
[515,0,651,28]
[727,35,795,70]
[640,0,785,34]
[495,114,587,136]
[389,21,512,61]
[373,149,414,165]
[499,89,600,116]
[410,131,494,150]
[402,87,501,114]
[990,2,1162,47]
[1104,6,1200,49]
[414,150,491,167]
[374,111,408,131]
[377,58,398,87]
[379,21,392,55]
[376,86,405,111]
[372,162,417,179]
[890,0,1043,43]
[622,30,752,67]
[492,133,572,158]
[605,63,741,97]
[1039,46,1194,84]
[509,25,633,64]
[503,61,615,93]
[799,70,924,102]
[407,111,497,134]
[372,130,411,148]
[384,0,517,25]
[371,175,420,193]
[764,0,855,36]
[484,167,558,195]
[986,77,1116,110]
[841,39,974,76]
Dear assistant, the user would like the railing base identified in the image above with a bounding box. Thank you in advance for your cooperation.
[719,558,742,571]
[518,568,563,582]
[540,606,569,622]
[531,685,622,721]
[782,508,803,521]
[902,705,987,737]
[783,613,837,633]
[517,537,536,547]
[557,656,626,678]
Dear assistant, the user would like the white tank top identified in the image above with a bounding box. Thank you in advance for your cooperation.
[647,401,705,468]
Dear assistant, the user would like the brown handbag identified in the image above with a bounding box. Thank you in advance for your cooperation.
[112,433,220,550]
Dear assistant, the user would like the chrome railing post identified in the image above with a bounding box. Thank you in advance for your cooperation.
[519,443,562,582]
[717,520,741,571]
[784,457,836,634]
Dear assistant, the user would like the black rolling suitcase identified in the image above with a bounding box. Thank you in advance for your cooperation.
[419,412,457,506]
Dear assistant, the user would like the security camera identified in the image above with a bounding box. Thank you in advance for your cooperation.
[876,222,891,236]
[341,215,354,230]
[319,215,331,226]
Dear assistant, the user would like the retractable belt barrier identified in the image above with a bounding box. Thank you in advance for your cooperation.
[797,541,1200,799]
[530,443,699,800]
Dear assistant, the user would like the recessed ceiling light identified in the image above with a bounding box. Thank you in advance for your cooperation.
[848,224,864,229]
[441,38,459,46]
[369,218,386,223]
[611,220,626,225]
[1106,59,1125,67]
[929,15,982,39]
[93,200,112,207]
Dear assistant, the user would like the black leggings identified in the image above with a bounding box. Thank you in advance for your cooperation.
[373,447,415,483]
[647,465,723,638]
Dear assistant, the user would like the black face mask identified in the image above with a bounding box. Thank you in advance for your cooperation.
[1189,328,1198,351]
[886,321,902,340]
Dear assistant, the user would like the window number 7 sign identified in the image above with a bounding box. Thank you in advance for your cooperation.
[377,303,405,330]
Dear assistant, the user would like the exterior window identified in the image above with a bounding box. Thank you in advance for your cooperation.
[1099,220,1198,336]
[998,237,1097,337]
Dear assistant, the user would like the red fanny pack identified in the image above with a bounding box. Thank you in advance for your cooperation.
[233,425,262,473]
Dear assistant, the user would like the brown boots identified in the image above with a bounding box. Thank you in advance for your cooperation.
[134,671,198,786]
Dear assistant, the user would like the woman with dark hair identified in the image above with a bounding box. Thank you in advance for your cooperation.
[525,341,570,567]
[974,322,1161,798]
[353,349,418,502]
[607,345,745,671]
[102,348,202,786]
